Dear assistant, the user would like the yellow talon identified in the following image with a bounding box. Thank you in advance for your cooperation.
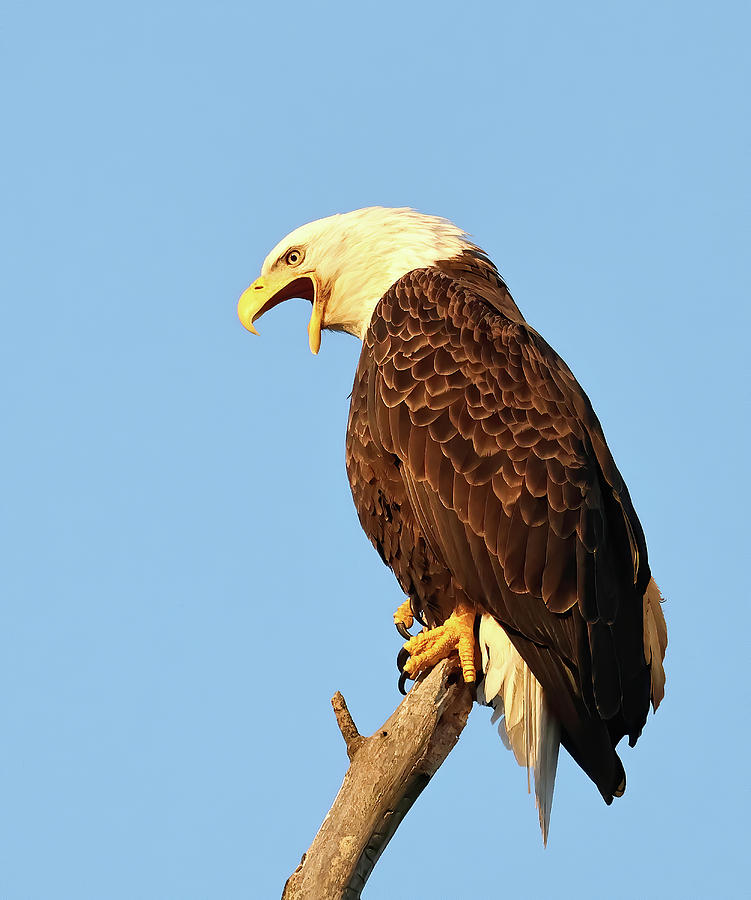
[402,600,476,684]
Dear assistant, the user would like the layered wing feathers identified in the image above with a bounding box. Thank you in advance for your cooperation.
[346,264,654,797]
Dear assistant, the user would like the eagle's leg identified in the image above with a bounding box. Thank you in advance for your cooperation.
[393,599,415,640]
[401,599,476,684]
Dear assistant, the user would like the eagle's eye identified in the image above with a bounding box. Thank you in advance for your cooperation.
[285,249,303,267]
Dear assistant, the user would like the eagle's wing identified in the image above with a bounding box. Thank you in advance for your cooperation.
[360,266,654,798]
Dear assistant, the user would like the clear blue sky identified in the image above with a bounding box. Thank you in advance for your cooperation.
[3,2,749,897]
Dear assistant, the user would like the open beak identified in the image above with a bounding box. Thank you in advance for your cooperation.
[237,273,322,354]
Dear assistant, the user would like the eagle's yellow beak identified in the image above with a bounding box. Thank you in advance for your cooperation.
[237,272,321,354]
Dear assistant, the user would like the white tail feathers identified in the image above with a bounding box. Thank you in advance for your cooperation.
[643,577,668,710]
[478,586,666,843]
[478,614,560,845]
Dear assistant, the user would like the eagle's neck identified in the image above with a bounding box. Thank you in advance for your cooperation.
[326,246,473,341]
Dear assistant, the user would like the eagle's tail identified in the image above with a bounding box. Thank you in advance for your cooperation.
[478,614,561,845]
[477,581,667,845]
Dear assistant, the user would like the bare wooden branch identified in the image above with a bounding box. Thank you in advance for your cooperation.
[331,691,365,761]
[281,659,473,900]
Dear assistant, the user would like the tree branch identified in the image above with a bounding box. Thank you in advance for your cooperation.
[281,659,473,899]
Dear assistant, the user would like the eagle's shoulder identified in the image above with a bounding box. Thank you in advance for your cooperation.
[376,250,528,326]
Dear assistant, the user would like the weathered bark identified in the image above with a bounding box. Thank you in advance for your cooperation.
[281,659,473,899]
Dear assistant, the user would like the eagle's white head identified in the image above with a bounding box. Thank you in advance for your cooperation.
[238,207,475,353]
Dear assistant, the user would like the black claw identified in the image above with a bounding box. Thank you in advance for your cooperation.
[396,647,412,695]
[396,622,412,640]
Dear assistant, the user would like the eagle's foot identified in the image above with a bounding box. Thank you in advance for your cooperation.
[401,601,476,685]
[393,598,426,640]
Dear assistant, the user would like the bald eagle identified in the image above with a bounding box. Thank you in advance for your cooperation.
[238,207,667,842]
